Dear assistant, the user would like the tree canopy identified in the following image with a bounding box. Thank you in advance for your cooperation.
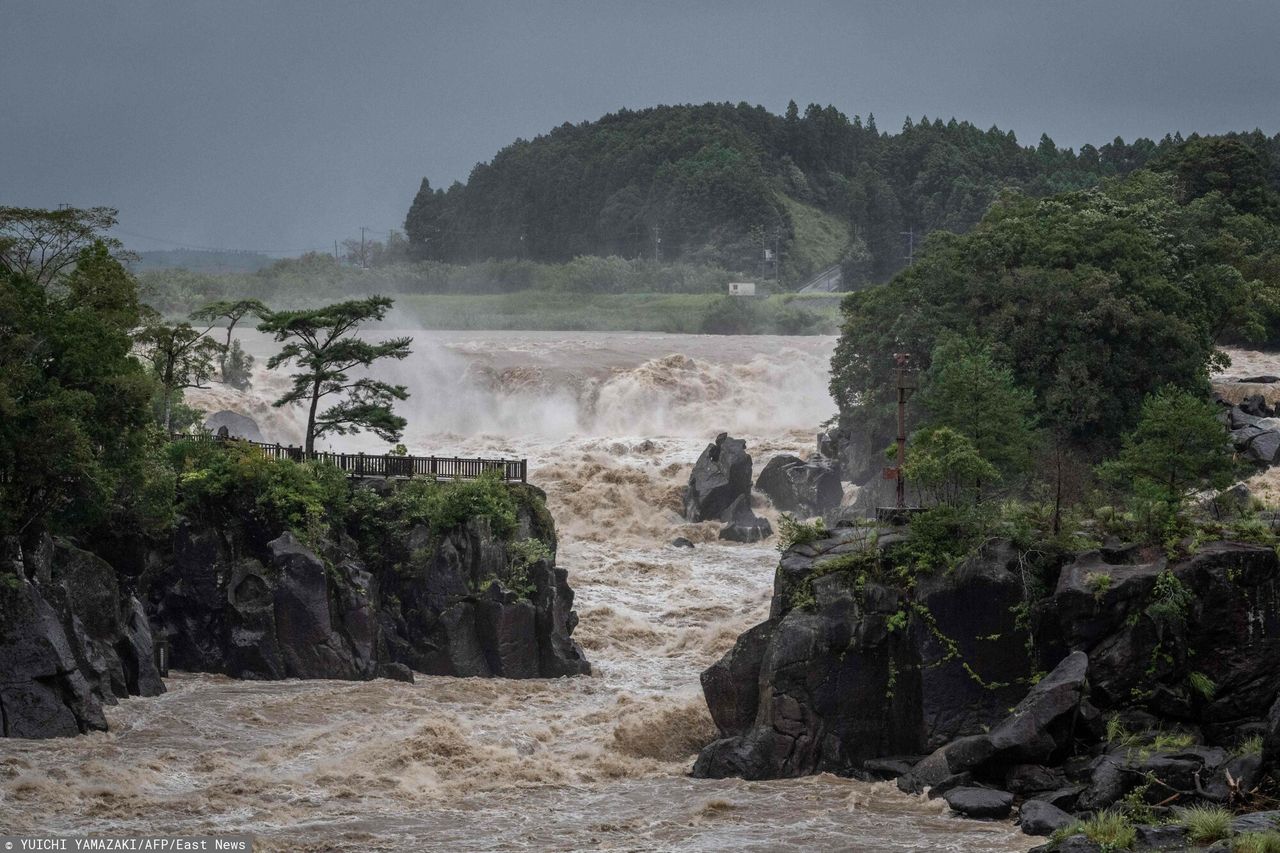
[830,167,1280,453]
[0,239,165,552]
[401,101,1280,285]
[257,296,413,453]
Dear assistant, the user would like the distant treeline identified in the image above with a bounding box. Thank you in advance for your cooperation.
[402,101,1280,286]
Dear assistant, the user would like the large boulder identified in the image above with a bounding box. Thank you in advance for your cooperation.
[683,433,752,522]
[1247,430,1280,465]
[1019,800,1074,836]
[755,454,843,517]
[718,495,773,543]
[943,786,1014,819]
[979,651,1090,767]
[204,409,264,442]
[700,621,774,736]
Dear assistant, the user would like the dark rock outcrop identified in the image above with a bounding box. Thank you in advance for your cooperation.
[717,495,773,543]
[755,454,843,518]
[379,513,589,679]
[943,786,1014,819]
[694,534,1033,779]
[1,538,164,739]
[1019,799,1074,836]
[1033,542,1280,737]
[683,433,752,522]
[151,488,589,685]
[695,529,1280,835]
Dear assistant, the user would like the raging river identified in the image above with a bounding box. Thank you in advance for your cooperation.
[0,331,1034,852]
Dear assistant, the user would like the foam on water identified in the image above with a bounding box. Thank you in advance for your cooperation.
[2,330,1034,851]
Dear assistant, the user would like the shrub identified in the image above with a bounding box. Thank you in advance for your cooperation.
[1235,734,1265,756]
[1056,810,1136,851]
[777,514,827,552]
[700,294,761,334]
[1235,832,1280,853]
[1189,671,1216,700]
[1147,570,1193,628]
[1086,571,1113,596]
[386,470,518,539]
[898,502,993,574]
[489,537,552,599]
[170,439,349,540]
[1179,804,1235,844]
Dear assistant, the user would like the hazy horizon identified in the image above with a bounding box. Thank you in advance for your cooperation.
[4,0,1279,255]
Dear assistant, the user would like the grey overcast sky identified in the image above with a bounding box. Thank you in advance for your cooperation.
[3,0,1279,254]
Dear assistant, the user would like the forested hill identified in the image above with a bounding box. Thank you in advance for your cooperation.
[404,101,1280,286]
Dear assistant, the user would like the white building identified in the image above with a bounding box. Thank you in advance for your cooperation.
[727,281,756,297]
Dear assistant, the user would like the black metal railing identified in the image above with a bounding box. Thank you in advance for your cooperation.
[173,432,527,483]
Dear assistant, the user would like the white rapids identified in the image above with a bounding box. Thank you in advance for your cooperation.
[0,330,1035,852]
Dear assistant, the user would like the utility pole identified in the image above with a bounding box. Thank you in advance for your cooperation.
[653,225,662,262]
[360,227,368,269]
[893,352,915,509]
[880,352,917,521]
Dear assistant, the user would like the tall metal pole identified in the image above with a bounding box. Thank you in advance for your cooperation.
[894,352,914,510]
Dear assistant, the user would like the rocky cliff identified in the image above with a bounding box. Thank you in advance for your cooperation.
[1,538,164,738]
[693,526,1280,841]
[2,478,589,739]
[147,481,590,683]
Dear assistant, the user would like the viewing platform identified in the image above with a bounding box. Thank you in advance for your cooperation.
[174,432,528,483]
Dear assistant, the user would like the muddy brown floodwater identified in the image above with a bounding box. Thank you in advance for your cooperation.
[0,331,1035,852]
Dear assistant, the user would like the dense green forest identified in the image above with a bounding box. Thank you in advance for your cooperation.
[828,135,1280,551]
[403,101,1280,286]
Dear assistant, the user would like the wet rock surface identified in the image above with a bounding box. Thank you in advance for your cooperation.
[683,432,752,522]
[717,495,774,543]
[152,490,589,685]
[695,528,1280,839]
[755,453,843,518]
[0,538,163,738]
[3,481,589,739]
